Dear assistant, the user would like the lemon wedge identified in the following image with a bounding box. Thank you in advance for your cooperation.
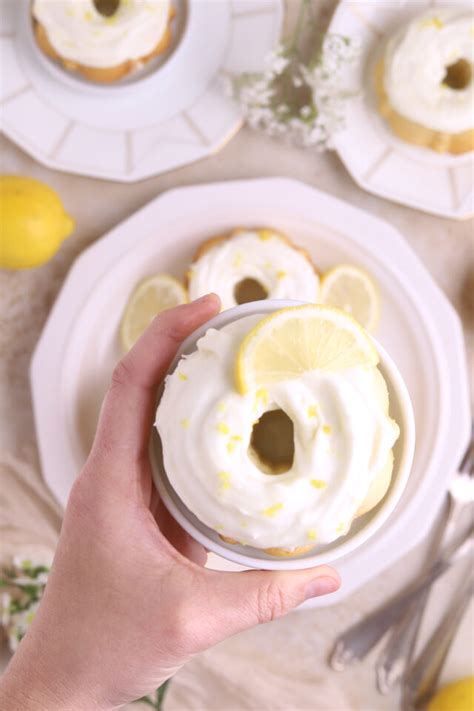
[320,265,380,331]
[120,274,187,351]
[235,304,379,394]
[428,677,474,711]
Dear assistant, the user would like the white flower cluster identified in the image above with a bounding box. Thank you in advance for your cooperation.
[1,551,52,652]
[232,33,359,150]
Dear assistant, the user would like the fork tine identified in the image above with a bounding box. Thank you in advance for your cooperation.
[458,422,474,474]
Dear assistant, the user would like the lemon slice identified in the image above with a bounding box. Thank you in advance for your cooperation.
[235,304,379,394]
[120,274,187,351]
[320,265,380,331]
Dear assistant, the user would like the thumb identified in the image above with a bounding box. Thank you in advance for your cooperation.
[197,566,340,645]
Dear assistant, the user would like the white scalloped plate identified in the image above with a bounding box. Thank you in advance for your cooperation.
[0,0,282,181]
[30,178,471,606]
[330,0,474,219]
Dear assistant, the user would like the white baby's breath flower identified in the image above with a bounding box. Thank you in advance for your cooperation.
[230,1,359,150]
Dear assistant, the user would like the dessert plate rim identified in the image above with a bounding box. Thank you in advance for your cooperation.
[329,0,474,220]
[0,0,283,182]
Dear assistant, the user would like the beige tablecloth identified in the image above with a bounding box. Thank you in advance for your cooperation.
[1,1,473,707]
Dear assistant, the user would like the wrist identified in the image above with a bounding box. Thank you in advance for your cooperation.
[0,639,110,711]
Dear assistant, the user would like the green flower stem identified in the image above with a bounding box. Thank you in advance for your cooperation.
[136,680,170,710]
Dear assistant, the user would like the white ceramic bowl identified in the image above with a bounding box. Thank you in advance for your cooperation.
[152,299,415,571]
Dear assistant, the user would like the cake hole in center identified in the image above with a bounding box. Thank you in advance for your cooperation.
[234,278,268,305]
[93,0,121,17]
[249,409,295,475]
[442,59,472,90]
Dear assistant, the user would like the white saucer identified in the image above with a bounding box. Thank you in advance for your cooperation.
[30,178,471,606]
[0,0,282,181]
[329,0,474,220]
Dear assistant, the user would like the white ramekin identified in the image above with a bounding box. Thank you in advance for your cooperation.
[150,300,416,571]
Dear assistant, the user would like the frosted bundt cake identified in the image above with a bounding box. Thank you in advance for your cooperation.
[33,0,174,83]
[375,7,474,154]
[187,229,320,310]
[156,305,400,556]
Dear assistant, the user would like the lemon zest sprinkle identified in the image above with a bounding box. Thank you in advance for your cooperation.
[336,522,346,534]
[217,422,230,435]
[307,530,317,541]
[322,424,332,435]
[307,405,318,419]
[276,270,287,280]
[310,479,327,489]
[84,10,93,20]
[262,502,283,517]
[178,372,188,381]
[227,441,236,454]
[218,471,232,490]
[180,419,190,429]
[421,16,444,29]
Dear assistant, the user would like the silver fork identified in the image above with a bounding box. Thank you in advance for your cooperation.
[401,565,474,710]
[375,425,474,693]
[329,425,474,674]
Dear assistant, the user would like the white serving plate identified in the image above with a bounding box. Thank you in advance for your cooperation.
[30,178,471,606]
[330,0,474,220]
[0,0,282,181]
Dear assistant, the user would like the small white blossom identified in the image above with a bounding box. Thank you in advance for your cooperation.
[231,11,359,151]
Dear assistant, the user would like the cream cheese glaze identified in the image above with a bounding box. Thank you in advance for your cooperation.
[383,8,474,134]
[33,0,171,69]
[188,231,320,310]
[156,314,400,551]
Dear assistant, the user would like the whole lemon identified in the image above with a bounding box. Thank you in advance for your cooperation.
[428,677,474,711]
[0,175,75,269]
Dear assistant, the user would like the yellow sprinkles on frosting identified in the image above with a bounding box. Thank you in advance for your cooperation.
[307,530,317,541]
[178,372,188,381]
[227,434,243,454]
[254,387,269,409]
[336,522,346,534]
[262,502,284,517]
[322,424,332,435]
[276,270,287,280]
[180,418,190,429]
[217,422,230,435]
[310,479,327,490]
[421,16,444,29]
[307,405,318,419]
[218,471,232,490]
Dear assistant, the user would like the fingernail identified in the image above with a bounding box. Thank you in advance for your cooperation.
[194,294,217,305]
[304,576,340,599]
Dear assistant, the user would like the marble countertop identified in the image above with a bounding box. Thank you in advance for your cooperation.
[1,0,473,707]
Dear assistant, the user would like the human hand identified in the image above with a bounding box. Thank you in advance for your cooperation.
[0,294,340,710]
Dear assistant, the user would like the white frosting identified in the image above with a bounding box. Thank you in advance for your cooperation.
[383,8,474,133]
[188,231,320,310]
[156,314,400,550]
[33,0,171,69]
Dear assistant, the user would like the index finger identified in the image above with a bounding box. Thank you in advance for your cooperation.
[92,294,221,462]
